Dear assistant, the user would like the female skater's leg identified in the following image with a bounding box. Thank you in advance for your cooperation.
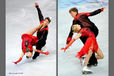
[82,49,93,74]
[26,26,39,35]
[84,50,93,66]
[95,48,104,59]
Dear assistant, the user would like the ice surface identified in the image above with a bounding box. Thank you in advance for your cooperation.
[58,1,109,76]
[6,0,56,76]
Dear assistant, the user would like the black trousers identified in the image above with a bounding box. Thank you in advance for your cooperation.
[32,42,46,59]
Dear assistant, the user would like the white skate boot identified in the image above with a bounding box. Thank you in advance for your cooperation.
[82,66,92,74]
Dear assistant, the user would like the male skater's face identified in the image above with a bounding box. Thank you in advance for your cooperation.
[44,19,50,26]
[70,11,77,18]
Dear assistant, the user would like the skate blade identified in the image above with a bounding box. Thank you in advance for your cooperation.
[82,71,92,74]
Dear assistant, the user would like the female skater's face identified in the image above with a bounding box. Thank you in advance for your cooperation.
[26,52,32,58]
[70,11,77,18]
[44,19,50,26]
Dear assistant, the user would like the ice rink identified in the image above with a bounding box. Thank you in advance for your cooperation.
[6,0,56,76]
[58,0,109,76]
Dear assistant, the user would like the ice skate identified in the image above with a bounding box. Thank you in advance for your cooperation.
[82,66,92,74]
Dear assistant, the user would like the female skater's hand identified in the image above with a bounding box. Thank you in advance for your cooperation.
[61,48,67,52]
[13,61,18,64]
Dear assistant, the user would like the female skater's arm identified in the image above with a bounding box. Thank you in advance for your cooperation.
[85,7,106,16]
[61,33,82,52]
[33,49,49,55]
[35,2,44,22]
[13,52,24,64]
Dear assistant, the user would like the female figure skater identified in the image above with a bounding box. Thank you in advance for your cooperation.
[32,2,51,59]
[61,24,104,74]
[66,7,105,66]
[13,24,49,64]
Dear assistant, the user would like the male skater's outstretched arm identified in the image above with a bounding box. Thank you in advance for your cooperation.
[84,7,105,16]
[35,2,44,22]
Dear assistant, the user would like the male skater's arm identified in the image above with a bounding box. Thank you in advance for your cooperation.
[33,49,49,55]
[13,52,24,64]
[85,7,105,16]
[66,27,73,44]
[35,3,44,23]
[62,33,82,52]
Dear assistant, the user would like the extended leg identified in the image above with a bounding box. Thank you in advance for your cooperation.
[96,48,104,59]
[26,26,39,35]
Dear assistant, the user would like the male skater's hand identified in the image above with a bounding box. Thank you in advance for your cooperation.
[101,7,106,11]
[35,2,39,7]
[61,48,67,52]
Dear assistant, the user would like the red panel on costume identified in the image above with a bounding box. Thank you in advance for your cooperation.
[40,26,48,31]
[21,34,38,54]
[76,28,98,59]
[40,20,44,24]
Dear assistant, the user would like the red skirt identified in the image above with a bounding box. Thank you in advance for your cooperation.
[21,34,38,54]
[76,36,98,59]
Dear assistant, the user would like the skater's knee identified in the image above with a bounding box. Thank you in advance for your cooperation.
[88,50,93,57]
[100,54,104,59]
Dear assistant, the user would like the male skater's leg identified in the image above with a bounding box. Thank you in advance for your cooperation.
[32,43,45,59]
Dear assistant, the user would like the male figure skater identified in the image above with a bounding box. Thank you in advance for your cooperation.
[66,7,105,66]
[32,2,51,59]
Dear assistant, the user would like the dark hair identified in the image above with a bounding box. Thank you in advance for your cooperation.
[45,17,51,23]
[69,7,78,13]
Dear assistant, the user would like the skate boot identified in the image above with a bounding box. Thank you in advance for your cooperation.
[82,66,92,74]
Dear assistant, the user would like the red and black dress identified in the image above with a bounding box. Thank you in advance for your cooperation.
[76,28,99,59]
[21,34,38,54]
[32,5,48,59]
